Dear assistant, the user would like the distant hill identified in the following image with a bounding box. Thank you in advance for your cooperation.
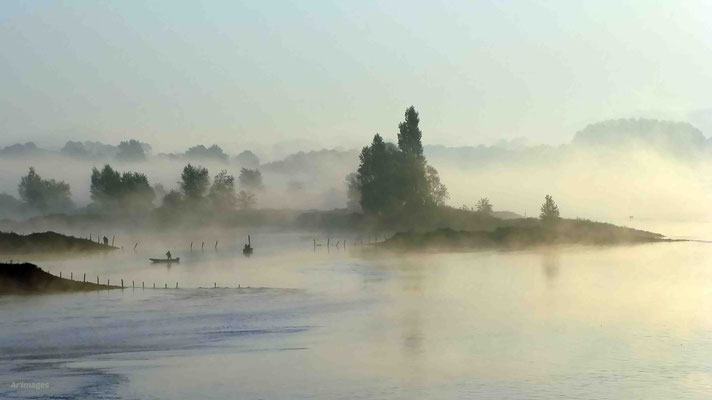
[262,149,358,174]
[0,142,43,157]
[572,119,707,155]
[492,211,523,220]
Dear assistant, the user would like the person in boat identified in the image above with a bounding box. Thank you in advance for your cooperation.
[103,236,109,246]
[166,251,172,260]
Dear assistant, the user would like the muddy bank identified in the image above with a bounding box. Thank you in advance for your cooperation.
[0,262,119,294]
[0,231,117,254]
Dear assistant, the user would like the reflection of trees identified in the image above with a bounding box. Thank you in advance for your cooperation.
[541,251,560,281]
[392,259,426,386]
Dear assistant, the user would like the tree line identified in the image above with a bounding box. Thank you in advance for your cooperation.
[11,164,264,218]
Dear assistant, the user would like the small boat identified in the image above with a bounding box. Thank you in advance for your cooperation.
[149,257,180,263]
[243,235,253,256]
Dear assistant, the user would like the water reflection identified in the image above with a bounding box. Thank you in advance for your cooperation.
[541,251,560,282]
[3,236,712,399]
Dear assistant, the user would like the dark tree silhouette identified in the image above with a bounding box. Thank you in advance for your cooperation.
[476,198,493,214]
[426,165,449,207]
[90,165,155,214]
[352,106,448,220]
[398,106,424,157]
[18,167,73,213]
[116,139,146,162]
[161,189,183,208]
[540,195,560,225]
[209,170,237,210]
[180,164,210,201]
[355,134,399,215]
[238,168,263,190]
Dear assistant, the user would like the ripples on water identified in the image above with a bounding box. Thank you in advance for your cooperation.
[2,230,712,399]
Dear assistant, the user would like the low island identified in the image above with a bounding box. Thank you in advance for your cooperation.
[380,218,673,251]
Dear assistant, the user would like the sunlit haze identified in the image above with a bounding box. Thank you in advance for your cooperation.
[2,1,712,151]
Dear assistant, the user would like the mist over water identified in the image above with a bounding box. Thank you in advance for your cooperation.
[3,2,712,397]
[2,230,712,399]
[3,134,712,224]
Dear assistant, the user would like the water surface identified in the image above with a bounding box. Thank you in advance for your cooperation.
[2,231,712,399]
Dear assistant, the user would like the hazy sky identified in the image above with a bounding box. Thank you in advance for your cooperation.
[1,1,711,153]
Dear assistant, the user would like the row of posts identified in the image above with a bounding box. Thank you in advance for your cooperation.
[52,271,243,290]
[313,234,387,251]
[55,271,180,289]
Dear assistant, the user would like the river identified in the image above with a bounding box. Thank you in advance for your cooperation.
[2,225,712,399]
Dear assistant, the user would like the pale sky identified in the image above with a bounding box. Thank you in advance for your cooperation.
[1,1,711,153]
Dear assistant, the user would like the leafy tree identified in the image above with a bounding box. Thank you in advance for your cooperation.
[18,167,73,213]
[209,170,237,210]
[161,189,183,208]
[180,164,210,201]
[90,165,155,214]
[476,198,493,214]
[90,165,122,203]
[116,139,146,162]
[540,195,560,225]
[426,165,449,207]
[119,171,155,213]
[398,106,424,157]
[397,106,431,213]
[352,106,448,220]
[238,168,263,189]
[355,134,399,215]
[236,190,256,210]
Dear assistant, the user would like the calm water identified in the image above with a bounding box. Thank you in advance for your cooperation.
[2,228,712,399]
